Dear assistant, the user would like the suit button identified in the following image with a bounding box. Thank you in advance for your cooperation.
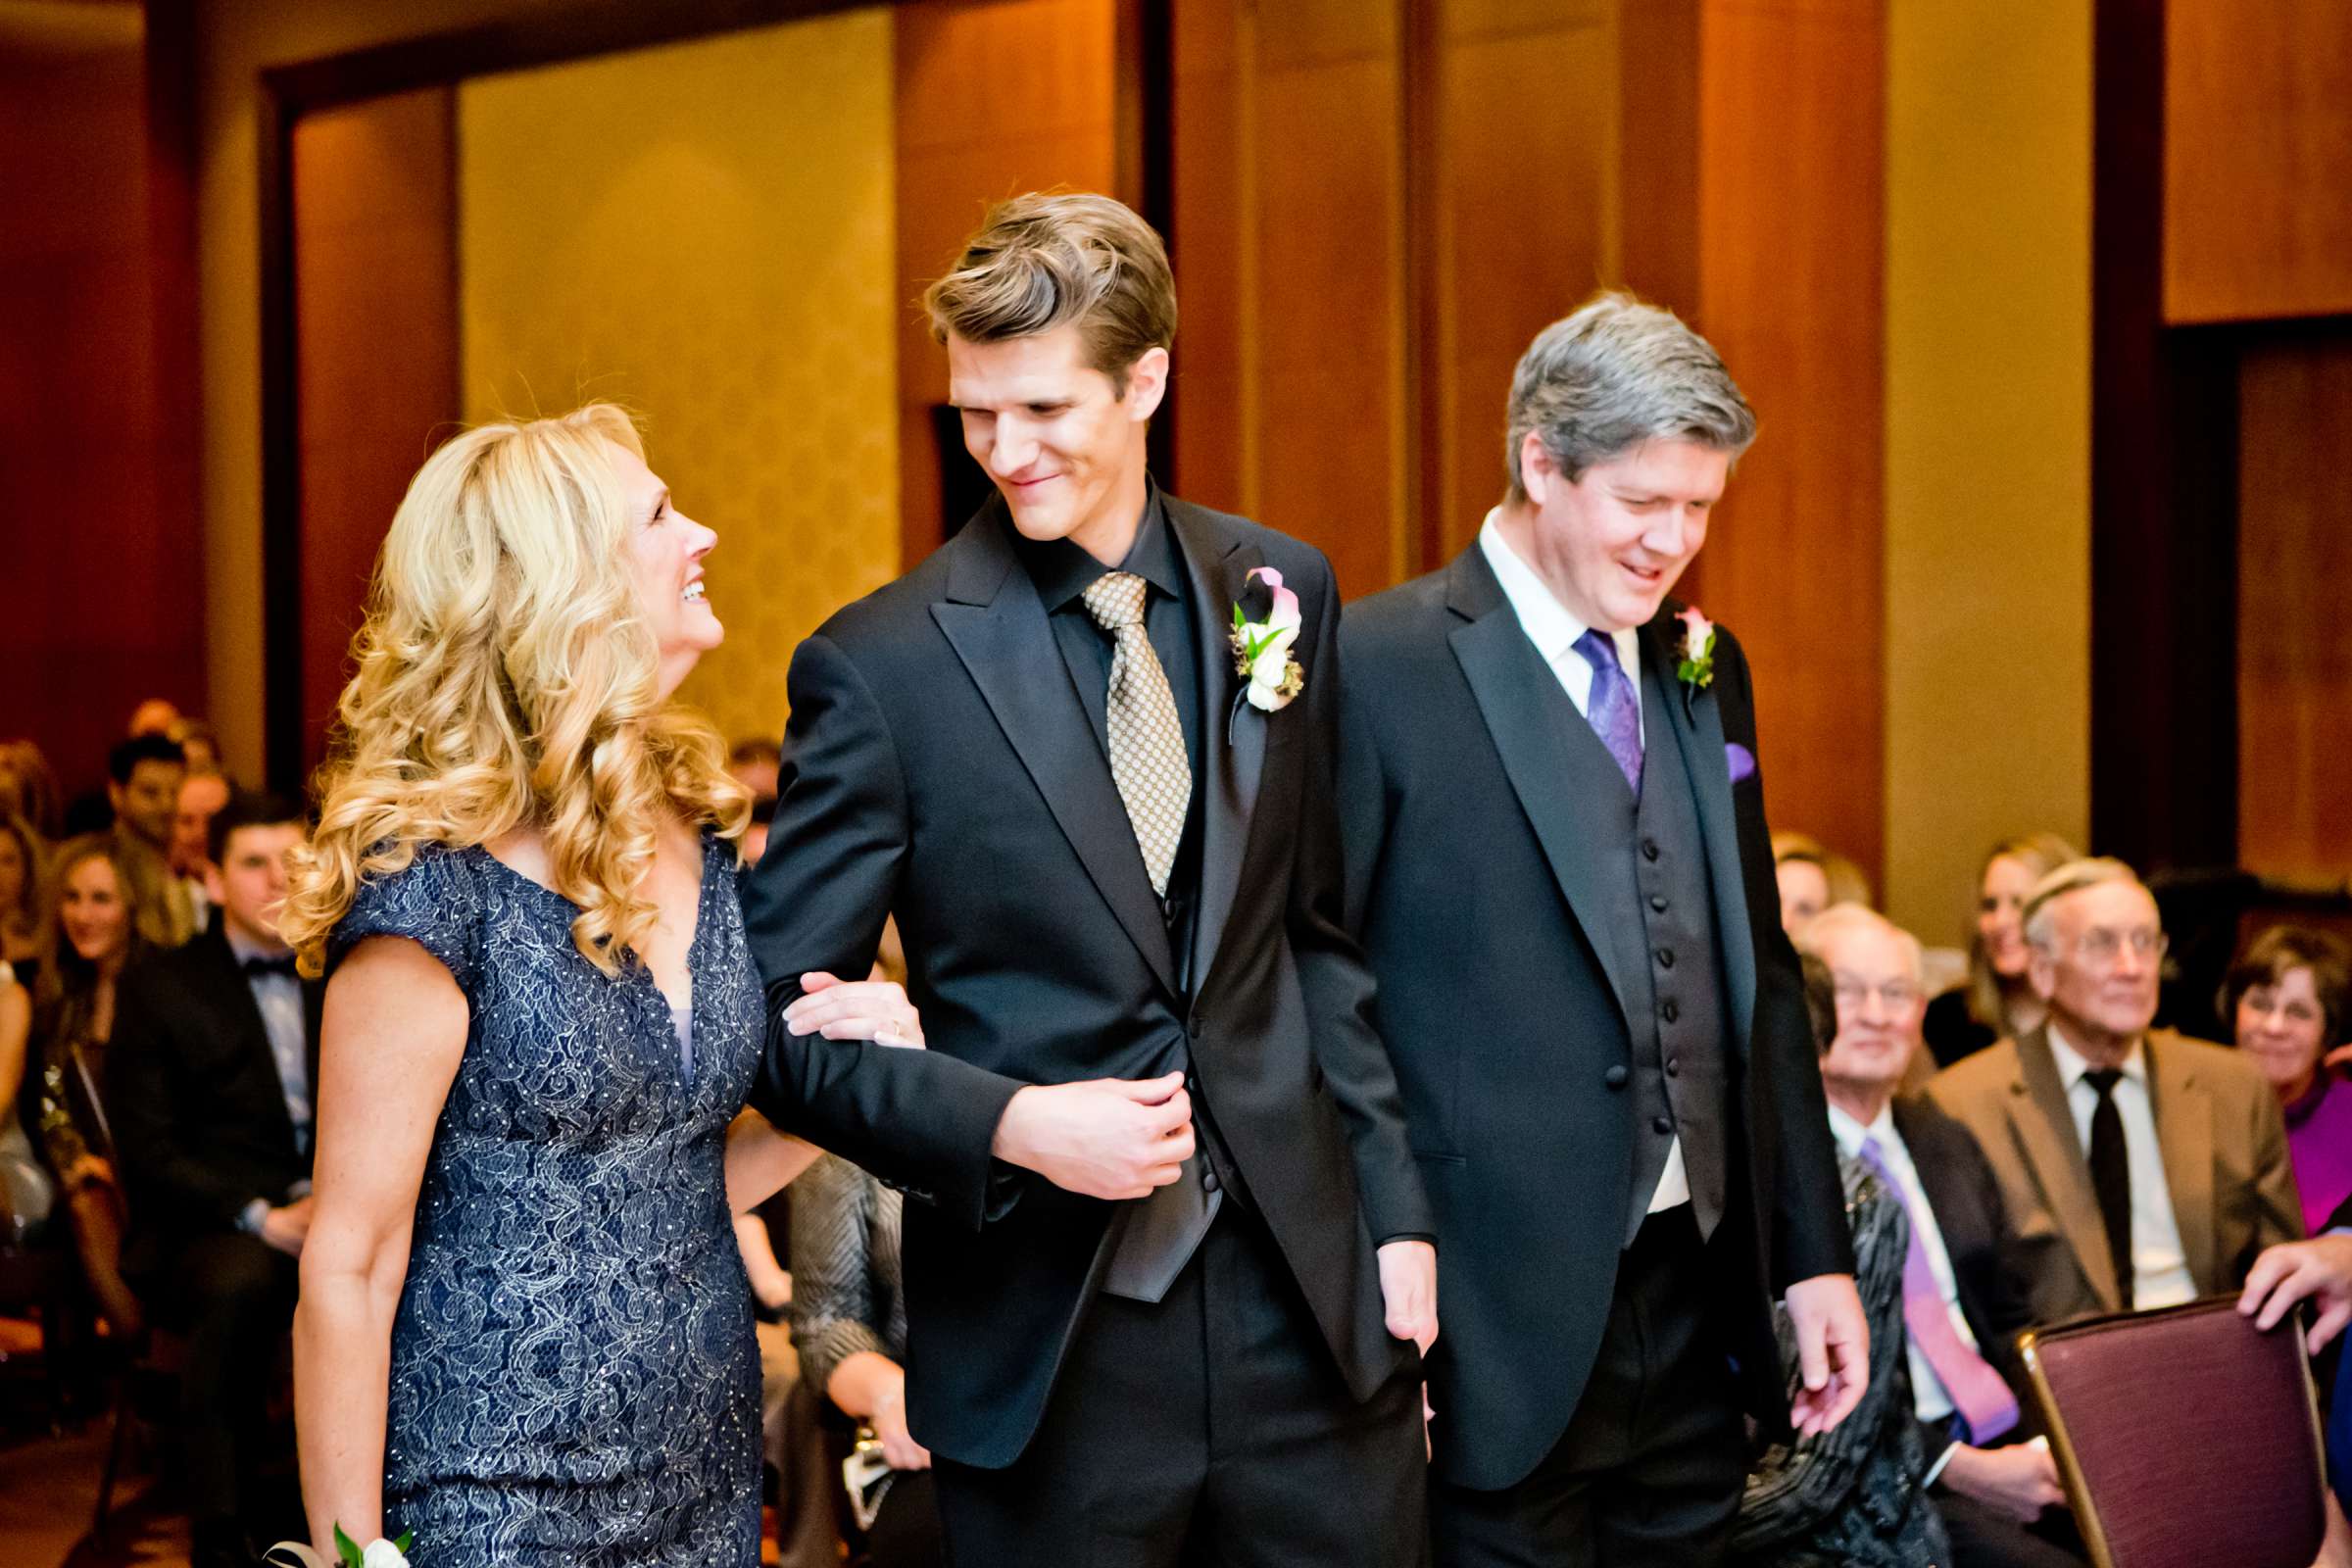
[1649,894,1669,912]
[1202,1167,1220,1194]
[1185,1074,1198,1094]
[1656,948,1675,969]
[1661,999,1680,1024]
[1652,1115,1674,1136]
[1604,1064,1630,1091]
[1642,838,1661,862]
[1666,1056,1681,1078]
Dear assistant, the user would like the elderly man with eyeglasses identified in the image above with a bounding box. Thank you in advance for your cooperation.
[1929,858,2301,1332]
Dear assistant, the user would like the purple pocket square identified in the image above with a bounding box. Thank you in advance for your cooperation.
[1726,743,1756,784]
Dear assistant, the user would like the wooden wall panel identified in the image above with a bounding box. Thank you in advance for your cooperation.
[2237,335,2352,883]
[893,0,1120,564]
[1687,0,1886,878]
[2166,0,2352,324]
[0,14,205,802]
[290,86,460,778]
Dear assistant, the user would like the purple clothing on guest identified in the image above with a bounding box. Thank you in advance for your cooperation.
[2285,1073,2352,1237]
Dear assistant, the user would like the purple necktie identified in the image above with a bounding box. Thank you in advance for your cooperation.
[1573,629,1643,797]
[1856,1136,2021,1445]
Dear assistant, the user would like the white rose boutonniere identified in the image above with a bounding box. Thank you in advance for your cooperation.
[1231,565,1306,712]
[1675,606,1717,693]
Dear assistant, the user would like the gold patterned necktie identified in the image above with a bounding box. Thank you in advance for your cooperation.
[1081,570,1191,898]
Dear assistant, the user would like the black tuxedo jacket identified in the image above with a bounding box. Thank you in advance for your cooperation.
[1889,1093,2037,1420]
[743,494,1429,1470]
[1337,543,1852,1490]
[106,925,319,1280]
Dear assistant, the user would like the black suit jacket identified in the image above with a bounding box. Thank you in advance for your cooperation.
[1337,543,1852,1490]
[107,925,319,1280]
[743,495,1429,1470]
[1889,1093,2037,1426]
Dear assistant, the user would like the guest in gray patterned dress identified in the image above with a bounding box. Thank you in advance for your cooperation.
[284,408,923,1567]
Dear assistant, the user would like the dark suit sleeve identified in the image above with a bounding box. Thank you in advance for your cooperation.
[1717,631,1854,1289]
[107,965,258,1232]
[1290,555,1435,1247]
[741,631,1025,1232]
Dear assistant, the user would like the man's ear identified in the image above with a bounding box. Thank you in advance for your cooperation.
[202,859,225,907]
[2026,948,2058,1003]
[1519,432,1564,508]
[1122,346,1170,423]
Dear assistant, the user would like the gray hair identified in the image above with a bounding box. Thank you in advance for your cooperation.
[1798,903,1925,989]
[1503,291,1757,503]
[2021,858,2147,953]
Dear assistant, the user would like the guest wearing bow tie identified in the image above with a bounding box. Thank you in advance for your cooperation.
[110,789,318,1568]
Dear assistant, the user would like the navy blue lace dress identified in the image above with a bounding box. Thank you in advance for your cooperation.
[329,837,762,1565]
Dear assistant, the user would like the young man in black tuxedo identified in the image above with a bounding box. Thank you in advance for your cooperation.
[1338,294,1867,1566]
[743,192,1436,1564]
[109,790,318,1568]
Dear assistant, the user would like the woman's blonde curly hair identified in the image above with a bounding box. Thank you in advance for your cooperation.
[282,404,749,980]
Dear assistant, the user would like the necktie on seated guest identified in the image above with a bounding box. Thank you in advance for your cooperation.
[242,954,300,979]
[1856,1135,2021,1445]
[1572,628,1643,797]
[2084,1067,2134,1311]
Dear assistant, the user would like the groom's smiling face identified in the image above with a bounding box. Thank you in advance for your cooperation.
[1515,434,1729,633]
[949,323,1167,564]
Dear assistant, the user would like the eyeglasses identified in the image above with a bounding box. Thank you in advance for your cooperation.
[2068,928,2168,964]
[1833,980,1922,1013]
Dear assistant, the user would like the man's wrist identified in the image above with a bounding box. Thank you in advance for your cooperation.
[989,1086,1038,1170]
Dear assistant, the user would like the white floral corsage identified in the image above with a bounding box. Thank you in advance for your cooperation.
[269,1526,414,1567]
[1230,565,1306,712]
[1675,606,1717,692]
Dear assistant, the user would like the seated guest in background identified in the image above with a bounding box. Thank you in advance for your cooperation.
[0,741,65,843]
[1,959,54,1241]
[0,811,45,977]
[790,1149,945,1568]
[106,733,196,947]
[1772,830,1873,936]
[1736,951,1952,1568]
[1803,906,2081,1568]
[172,716,221,777]
[31,832,167,1338]
[172,769,233,934]
[2223,926,2352,1238]
[1931,858,2301,1327]
[109,789,317,1568]
[127,698,183,739]
[1924,834,2079,1070]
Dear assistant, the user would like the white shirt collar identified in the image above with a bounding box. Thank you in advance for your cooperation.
[1827,1099,1897,1160]
[1478,513,1641,675]
[2046,1020,2147,1089]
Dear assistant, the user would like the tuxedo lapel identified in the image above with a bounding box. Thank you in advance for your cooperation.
[2147,1031,2218,1291]
[1168,501,1265,991]
[1445,549,1642,1030]
[193,927,302,1153]
[929,511,1179,997]
[1639,615,1756,1054]
[2011,1027,2123,1309]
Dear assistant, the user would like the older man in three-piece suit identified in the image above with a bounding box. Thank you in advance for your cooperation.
[1339,294,1866,1566]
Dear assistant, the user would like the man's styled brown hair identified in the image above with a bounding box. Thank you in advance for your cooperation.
[922,191,1178,392]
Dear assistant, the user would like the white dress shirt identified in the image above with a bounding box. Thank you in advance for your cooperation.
[1829,1102,1980,1426]
[1480,514,1687,1216]
[2046,1024,2196,1309]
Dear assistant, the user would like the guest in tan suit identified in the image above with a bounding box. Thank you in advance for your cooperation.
[1929,858,2300,1328]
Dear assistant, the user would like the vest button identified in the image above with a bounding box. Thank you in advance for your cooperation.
[1649,895,1669,912]
[1202,1166,1220,1194]
[1666,1055,1681,1078]
[1652,1115,1674,1136]
[1661,999,1680,1023]
[1642,838,1661,861]
[1655,948,1675,969]
[1603,1064,1630,1091]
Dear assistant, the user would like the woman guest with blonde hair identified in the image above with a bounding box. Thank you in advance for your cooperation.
[1920,833,2078,1069]
[1771,830,1872,936]
[30,832,168,1338]
[283,406,922,1568]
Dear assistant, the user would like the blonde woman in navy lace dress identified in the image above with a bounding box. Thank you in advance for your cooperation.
[280,407,925,1567]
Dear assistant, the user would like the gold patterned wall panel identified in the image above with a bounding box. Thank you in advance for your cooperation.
[458,9,899,752]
